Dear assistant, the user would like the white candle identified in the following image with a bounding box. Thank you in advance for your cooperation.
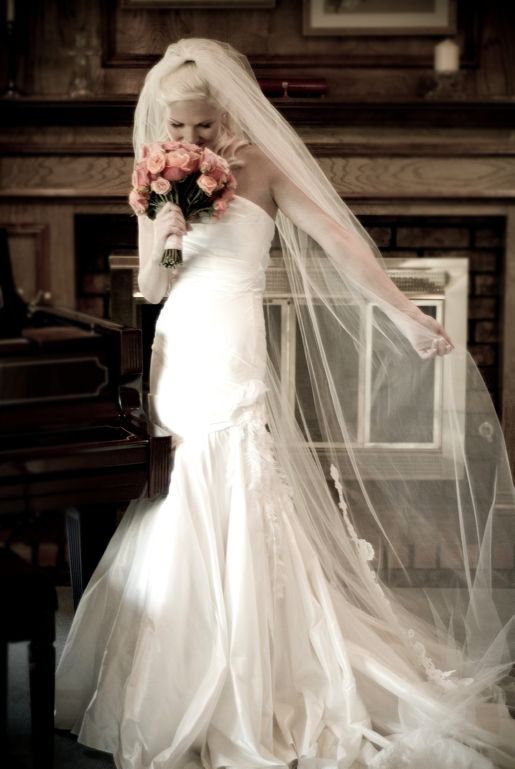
[6,0,15,22]
[434,39,460,73]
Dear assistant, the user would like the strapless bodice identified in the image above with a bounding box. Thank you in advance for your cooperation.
[175,195,275,294]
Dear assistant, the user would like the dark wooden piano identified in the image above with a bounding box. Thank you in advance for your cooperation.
[0,229,172,608]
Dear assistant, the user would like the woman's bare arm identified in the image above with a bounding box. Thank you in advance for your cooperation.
[269,165,454,353]
[137,203,188,304]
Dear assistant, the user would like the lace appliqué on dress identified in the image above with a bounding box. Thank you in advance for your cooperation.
[367,729,494,769]
[406,629,474,691]
[238,405,290,601]
[330,464,390,608]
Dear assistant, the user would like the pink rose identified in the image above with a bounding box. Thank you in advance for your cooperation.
[132,161,150,190]
[213,186,235,217]
[218,188,236,204]
[199,148,218,174]
[150,177,171,194]
[129,188,148,215]
[168,150,199,173]
[177,140,202,154]
[162,164,188,182]
[161,152,190,181]
[163,140,203,159]
[213,198,228,215]
[180,153,200,174]
[146,150,166,174]
[200,150,229,177]
[209,165,229,185]
[166,150,188,166]
[197,174,219,196]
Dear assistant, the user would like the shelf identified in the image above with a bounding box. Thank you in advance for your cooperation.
[1,96,515,128]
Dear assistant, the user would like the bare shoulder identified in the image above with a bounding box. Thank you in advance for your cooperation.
[232,143,277,217]
[236,144,277,183]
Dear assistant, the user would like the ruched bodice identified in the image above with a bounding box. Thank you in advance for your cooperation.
[150,195,276,437]
[178,194,275,292]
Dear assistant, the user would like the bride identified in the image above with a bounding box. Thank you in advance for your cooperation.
[55,38,515,769]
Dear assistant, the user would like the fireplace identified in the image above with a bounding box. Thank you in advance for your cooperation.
[109,249,468,474]
[263,255,468,480]
[104,212,503,412]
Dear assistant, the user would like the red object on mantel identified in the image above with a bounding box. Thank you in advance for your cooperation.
[258,78,327,98]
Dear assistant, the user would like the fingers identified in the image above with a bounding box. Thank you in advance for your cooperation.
[156,200,181,216]
[418,335,454,359]
[435,324,454,349]
[419,315,455,357]
[154,203,188,237]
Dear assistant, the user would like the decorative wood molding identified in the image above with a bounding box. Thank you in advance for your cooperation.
[3,141,515,158]
[274,98,515,128]
[316,156,515,199]
[0,143,133,156]
[1,155,514,201]
[305,143,515,158]
[1,223,51,301]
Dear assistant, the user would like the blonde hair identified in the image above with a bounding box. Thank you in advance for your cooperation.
[159,60,248,168]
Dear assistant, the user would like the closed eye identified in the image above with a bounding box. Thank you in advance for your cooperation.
[169,122,213,129]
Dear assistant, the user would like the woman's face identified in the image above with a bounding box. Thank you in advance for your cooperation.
[166,99,223,148]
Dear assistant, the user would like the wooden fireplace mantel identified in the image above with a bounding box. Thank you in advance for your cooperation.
[2,95,515,130]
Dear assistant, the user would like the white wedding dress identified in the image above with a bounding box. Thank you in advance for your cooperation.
[54,196,514,769]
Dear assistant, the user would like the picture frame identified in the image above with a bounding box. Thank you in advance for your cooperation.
[121,0,275,8]
[303,0,456,37]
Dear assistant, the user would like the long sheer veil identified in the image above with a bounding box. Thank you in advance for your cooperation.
[133,39,515,767]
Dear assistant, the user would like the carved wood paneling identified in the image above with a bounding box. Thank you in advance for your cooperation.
[0,156,131,198]
[102,0,478,70]
[2,153,515,202]
[3,223,51,303]
[6,0,515,104]
[99,0,484,99]
[0,205,75,307]
[318,156,515,199]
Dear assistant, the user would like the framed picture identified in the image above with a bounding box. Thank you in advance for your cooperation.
[121,0,275,7]
[303,0,456,37]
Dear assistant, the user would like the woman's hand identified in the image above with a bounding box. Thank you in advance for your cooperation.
[152,202,190,266]
[398,306,455,360]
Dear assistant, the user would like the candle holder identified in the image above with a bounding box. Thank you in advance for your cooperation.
[424,71,462,100]
[2,19,22,98]
[66,32,95,98]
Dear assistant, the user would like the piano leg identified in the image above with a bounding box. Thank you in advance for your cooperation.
[65,506,118,610]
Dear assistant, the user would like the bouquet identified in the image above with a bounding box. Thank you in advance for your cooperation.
[129,141,237,268]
